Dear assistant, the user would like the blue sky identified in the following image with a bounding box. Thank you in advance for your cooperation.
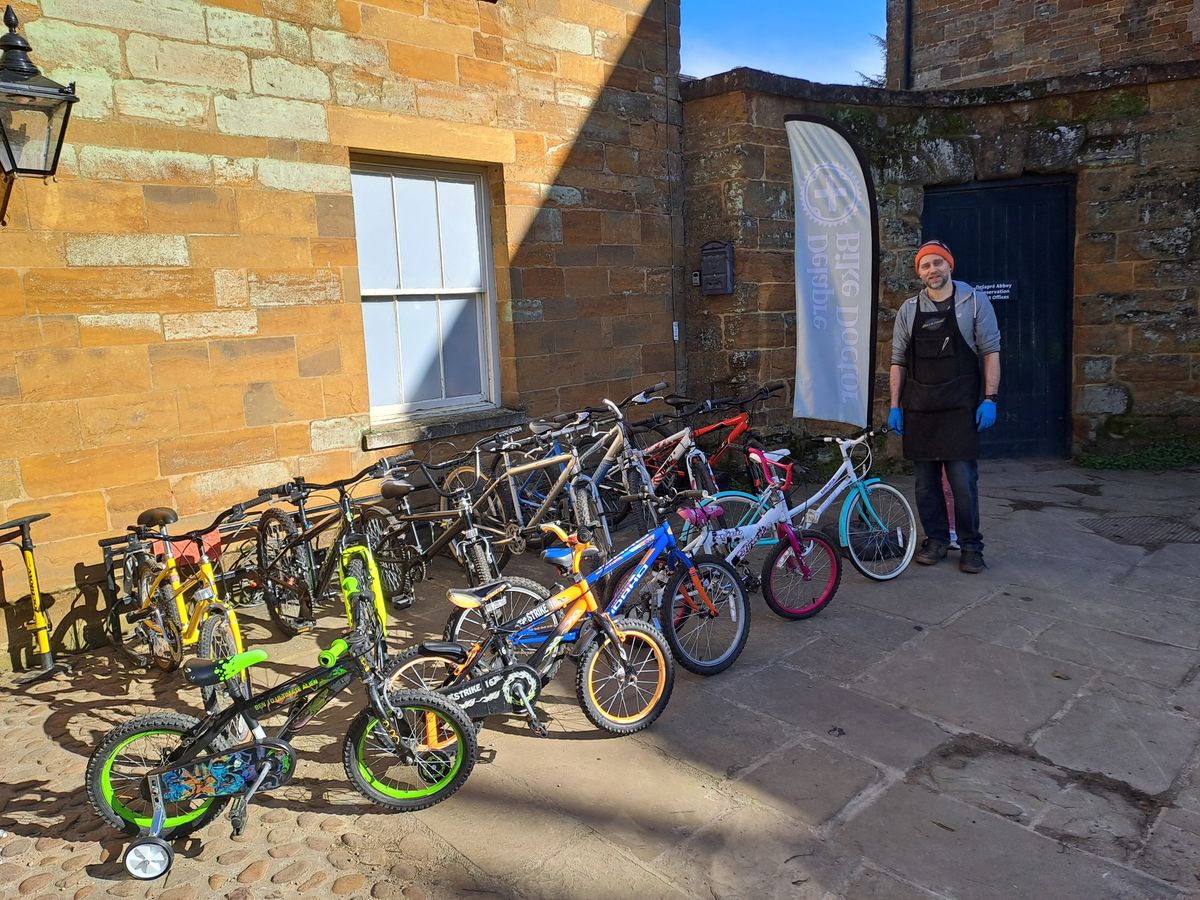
[680,1,887,86]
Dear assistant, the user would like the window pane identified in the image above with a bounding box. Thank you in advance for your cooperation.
[438,179,483,290]
[398,299,441,403]
[442,296,483,398]
[362,300,401,409]
[395,176,443,289]
[350,172,399,290]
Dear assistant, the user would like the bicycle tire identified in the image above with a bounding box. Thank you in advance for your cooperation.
[385,644,469,692]
[576,617,674,735]
[255,508,315,636]
[343,689,477,812]
[572,488,611,556]
[86,712,229,839]
[196,614,250,742]
[760,529,842,620]
[659,555,750,675]
[621,464,657,535]
[843,481,917,581]
[440,466,513,569]
[443,576,555,675]
[360,506,408,601]
[136,562,180,629]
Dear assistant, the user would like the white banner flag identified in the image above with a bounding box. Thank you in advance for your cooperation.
[786,116,879,427]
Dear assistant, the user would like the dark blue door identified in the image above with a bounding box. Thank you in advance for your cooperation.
[922,178,1074,458]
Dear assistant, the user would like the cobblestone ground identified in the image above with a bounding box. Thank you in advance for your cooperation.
[0,584,522,900]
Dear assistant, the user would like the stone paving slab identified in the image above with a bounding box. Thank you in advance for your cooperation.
[1034,689,1200,795]
[836,782,1178,900]
[856,629,1093,744]
[1030,620,1197,687]
[720,664,951,771]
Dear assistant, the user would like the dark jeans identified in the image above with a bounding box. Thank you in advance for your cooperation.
[913,460,982,553]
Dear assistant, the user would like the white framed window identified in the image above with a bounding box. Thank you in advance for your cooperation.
[350,162,499,421]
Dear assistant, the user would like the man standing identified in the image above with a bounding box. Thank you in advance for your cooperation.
[888,239,1001,573]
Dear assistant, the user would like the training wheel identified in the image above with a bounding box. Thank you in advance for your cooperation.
[123,836,173,880]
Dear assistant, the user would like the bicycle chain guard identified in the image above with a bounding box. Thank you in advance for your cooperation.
[442,663,540,719]
[157,739,297,802]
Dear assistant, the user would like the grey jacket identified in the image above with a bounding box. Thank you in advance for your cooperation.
[890,280,1001,366]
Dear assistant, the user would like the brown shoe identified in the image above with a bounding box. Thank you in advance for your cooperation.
[915,539,948,566]
[960,550,985,573]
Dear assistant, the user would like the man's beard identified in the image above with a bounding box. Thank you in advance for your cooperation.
[923,272,949,290]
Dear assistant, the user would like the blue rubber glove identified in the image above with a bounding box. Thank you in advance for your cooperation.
[976,399,997,431]
[887,406,903,435]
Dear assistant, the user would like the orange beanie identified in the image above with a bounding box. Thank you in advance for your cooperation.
[914,241,954,273]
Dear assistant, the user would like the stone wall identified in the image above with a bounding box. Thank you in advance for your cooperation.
[680,64,1200,444]
[886,0,1200,89]
[0,0,681,668]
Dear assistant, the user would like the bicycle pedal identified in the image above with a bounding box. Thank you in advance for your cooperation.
[295,619,316,634]
[390,594,414,611]
[527,717,549,738]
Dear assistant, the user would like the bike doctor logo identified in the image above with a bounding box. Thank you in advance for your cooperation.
[800,162,862,227]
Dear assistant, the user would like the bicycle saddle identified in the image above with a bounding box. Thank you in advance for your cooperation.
[677,504,725,526]
[528,419,553,435]
[182,648,268,686]
[540,546,573,572]
[447,582,509,609]
[137,507,179,527]
[380,479,415,500]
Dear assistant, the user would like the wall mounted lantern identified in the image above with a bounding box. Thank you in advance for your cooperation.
[0,5,78,224]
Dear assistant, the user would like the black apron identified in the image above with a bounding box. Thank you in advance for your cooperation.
[901,295,981,461]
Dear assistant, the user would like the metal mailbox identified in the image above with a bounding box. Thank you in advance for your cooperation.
[700,240,734,295]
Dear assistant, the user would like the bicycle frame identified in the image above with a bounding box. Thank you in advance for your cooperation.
[504,519,713,651]
[265,504,388,629]
[143,548,232,648]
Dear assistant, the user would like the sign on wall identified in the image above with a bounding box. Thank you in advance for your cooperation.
[785,116,879,427]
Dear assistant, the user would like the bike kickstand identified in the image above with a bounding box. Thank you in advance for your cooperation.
[228,760,274,837]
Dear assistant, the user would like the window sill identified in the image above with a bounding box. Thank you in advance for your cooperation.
[362,407,527,451]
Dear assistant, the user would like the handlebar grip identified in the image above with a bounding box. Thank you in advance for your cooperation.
[377,451,416,471]
[647,381,668,393]
[766,381,786,393]
[98,534,131,548]
[318,638,349,668]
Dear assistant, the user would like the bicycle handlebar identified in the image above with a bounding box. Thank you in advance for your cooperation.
[318,638,349,668]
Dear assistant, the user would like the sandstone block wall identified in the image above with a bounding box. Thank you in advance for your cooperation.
[887,0,1200,89]
[680,66,1200,446]
[0,0,681,667]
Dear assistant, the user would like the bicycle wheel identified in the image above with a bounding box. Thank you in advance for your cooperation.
[760,529,842,620]
[443,576,553,671]
[441,466,512,569]
[385,644,468,692]
[621,464,658,535]
[197,614,250,741]
[86,712,229,839]
[360,506,408,601]
[343,689,477,812]
[659,555,750,675]
[576,617,674,735]
[255,508,315,636]
[571,488,611,556]
[136,562,180,629]
[843,481,917,581]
